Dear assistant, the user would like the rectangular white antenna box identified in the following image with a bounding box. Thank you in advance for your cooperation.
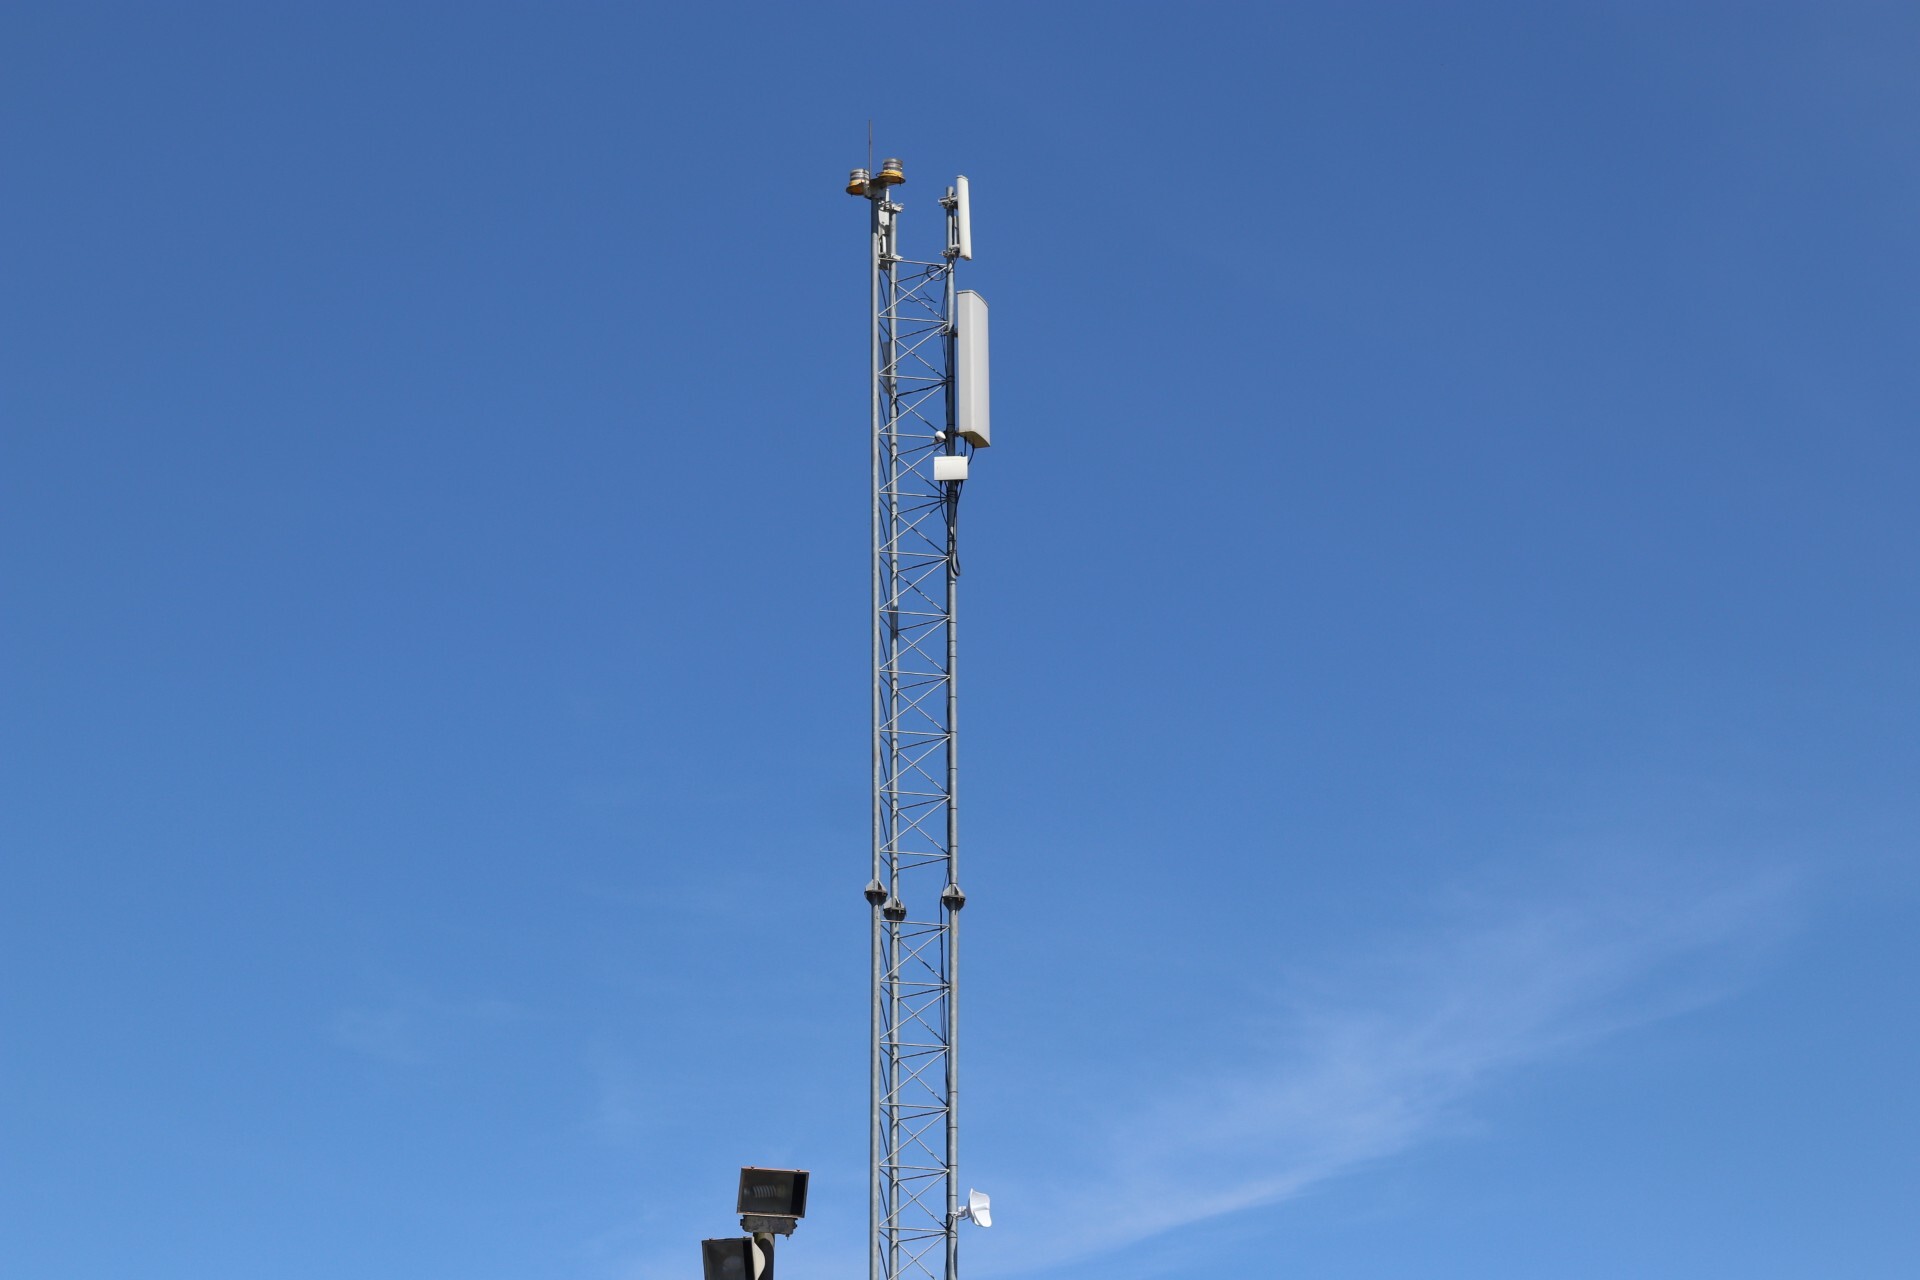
[955,290,990,447]
[954,175,973,260]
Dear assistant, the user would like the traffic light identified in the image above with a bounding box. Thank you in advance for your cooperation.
[701,1236,766,1280]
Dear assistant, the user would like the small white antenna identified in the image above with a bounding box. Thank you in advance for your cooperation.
[955,1188,992,1228]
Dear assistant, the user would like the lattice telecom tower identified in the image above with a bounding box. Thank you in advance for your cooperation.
[848,156,991,1280]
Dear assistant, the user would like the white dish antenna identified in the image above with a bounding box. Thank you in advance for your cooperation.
[955,1187,992,1228]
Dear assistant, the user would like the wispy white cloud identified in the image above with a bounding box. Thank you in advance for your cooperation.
[326,991,525,1066]
[987,861,1795,1272]
[328,1004,429,1065]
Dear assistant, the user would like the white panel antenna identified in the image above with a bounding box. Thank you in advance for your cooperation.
[954,175,973,260]
[955,290,990,447]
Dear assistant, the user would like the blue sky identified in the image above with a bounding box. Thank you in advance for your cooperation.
[3,3,1917,1277]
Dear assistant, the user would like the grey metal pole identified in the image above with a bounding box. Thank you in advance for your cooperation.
[941,188,965,1280]
[945,533,961,1280]
[881,195,904,1280]
[867,183,884,1280]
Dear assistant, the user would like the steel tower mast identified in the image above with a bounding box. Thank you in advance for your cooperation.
[848,156,989,1280]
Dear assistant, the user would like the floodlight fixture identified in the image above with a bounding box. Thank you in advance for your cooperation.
[701,1237,766,1280]
[737,1166,810,1221]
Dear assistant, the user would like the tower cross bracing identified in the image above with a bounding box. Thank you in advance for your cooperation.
[854,158,982,1280]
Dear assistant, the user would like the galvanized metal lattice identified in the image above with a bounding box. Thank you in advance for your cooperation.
[861,172,974,1280]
